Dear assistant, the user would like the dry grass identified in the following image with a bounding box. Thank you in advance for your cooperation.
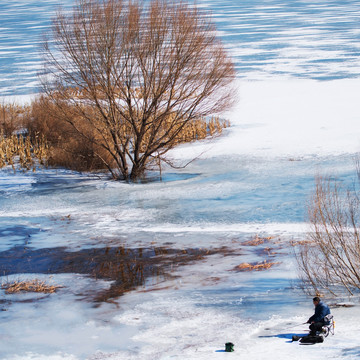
[234,260,279,272]
[28,95,230,174]
[1,279,62,294]
[242,235,275,246]
[176,116,230,144]
[1,96,230,175]
[290,239,313,246]
[0,132,49,171]
[0,102,49,171]
[64,88,230,145]
[263,247,277,256]
[0,102,30,136]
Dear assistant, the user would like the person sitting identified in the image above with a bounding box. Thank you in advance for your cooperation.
[307,296,331,335]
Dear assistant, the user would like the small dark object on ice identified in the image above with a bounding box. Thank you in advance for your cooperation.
[292,330,326,345]
[292,333,325,344]
[292,334,324,344]
[225,342,234,352]
[299,334,324,344]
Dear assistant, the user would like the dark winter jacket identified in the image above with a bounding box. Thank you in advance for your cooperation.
[308,301,331,324]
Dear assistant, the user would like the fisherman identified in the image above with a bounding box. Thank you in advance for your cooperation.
[307,296,331,335]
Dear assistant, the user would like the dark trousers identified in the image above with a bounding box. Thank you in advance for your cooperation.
[309,322,324,335]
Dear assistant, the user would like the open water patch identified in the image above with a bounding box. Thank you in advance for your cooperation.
[0,245,232,303]
[131,171,200,184]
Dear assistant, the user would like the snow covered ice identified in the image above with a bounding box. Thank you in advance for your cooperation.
[1,0,360,359]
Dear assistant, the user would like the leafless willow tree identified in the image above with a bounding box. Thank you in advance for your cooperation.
[40,0,236,181]
[296,174,360,297]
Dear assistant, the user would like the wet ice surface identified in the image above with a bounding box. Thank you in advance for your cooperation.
[1,107,359,359]
[2,0,360,359]
[1,83,360,360]
[196,0,360,80]
[0,0,74,96]
[0,155,353,252]
[3,0,360,95]
[1,82,360,358]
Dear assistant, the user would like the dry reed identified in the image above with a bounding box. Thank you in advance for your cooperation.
[1,96,229,175]
[1,279,62,294]
[0,102,30,136]
[242,235,275,246]
[234,260,279,272]
[29,94,230,174]
[0,132,49,171]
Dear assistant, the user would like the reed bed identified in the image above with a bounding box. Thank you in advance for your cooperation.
[234,260,279,272]
[176,116,230,144]
[0,132,49,171]
[136,115,230,152]
[242,235,275,246]
[1,98,230,174]
[1,279,62,294]
[0,102,29,136]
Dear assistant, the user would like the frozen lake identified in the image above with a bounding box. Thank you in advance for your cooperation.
[2,0,360,95]
[1,1,360,359]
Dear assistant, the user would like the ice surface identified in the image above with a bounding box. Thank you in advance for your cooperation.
[1,78,359,358]
[1,0,360,359]
[0,274,138,359]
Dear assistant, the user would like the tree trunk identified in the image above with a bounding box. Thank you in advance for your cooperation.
[130,163,145,182]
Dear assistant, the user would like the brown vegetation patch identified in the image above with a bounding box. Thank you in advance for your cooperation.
[234,260,279,272]
[242,235,275,246]
[329,302,355,308]
[29,95,230,174]
[0,102,29,136]
[1,97,230,177]
[138,285,176,293]
[0,133,49,171]
[1,279,62,294]
[263,247,277,256]
[0,103,49,171]
[290,239,314,246]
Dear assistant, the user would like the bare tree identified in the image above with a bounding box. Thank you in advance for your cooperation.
[41,0,236,181]
[296,174,360,297]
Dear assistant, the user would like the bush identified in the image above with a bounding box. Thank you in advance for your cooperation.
[0,102,29,136]
[28,95,230,174]
[296,174,360,297]
[28,96,112,172]
[0,96,230,175]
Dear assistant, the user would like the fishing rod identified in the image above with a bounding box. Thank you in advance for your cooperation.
[283,322,308,330]
[264,322,308,331]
